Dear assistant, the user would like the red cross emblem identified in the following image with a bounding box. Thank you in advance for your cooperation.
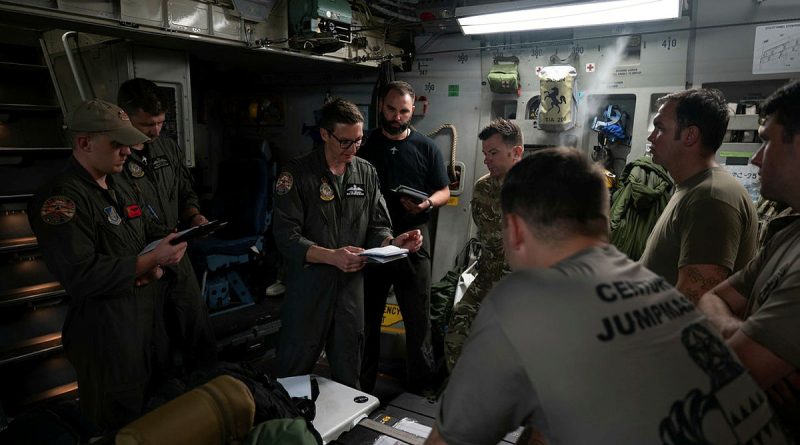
[586,63,596,72]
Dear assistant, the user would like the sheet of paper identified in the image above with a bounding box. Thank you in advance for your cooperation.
[365,254,408,264]
[277,375,312,399]
[753,21,800,75]
[372,418,431,445]
[359,245,409,257]
[394,418,431,437]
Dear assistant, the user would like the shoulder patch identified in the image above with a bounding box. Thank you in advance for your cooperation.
[276,172,293,195]
[41,195,76,225]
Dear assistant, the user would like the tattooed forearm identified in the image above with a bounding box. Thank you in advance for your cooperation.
[677,264,731,304]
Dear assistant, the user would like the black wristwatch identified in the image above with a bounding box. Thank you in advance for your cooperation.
[425,198,434,213]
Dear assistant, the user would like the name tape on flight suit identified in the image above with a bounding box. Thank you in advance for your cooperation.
[346,184,365,197]
[151,157,170,170]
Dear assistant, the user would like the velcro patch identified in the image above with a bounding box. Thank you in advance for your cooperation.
[276,172,293,195]
[104,206,122,225]
[345,183,365,197]
[127,161,145,178]
[41,196,76,225]
[151,157,170,170]
[126,205,142,219]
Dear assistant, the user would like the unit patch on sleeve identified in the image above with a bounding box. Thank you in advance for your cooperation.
[40,196,76,225]
[345,183,365,197]
[276,172,293,195]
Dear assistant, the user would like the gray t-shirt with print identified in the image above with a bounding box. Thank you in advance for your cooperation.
[436,245,788,445]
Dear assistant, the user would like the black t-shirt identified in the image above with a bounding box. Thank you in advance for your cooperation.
[360,129,450,230]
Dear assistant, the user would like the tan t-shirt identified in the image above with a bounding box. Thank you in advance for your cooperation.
[730,215,800,368]
[730,215,800,437]
[640,167,757,284]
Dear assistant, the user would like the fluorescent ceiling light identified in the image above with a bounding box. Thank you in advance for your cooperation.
[456,0,681,35]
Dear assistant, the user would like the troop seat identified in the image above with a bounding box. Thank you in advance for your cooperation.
[191,137,273,314]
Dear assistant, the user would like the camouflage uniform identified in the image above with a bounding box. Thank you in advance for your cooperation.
[445,174,510,371]
[755,197,794,247]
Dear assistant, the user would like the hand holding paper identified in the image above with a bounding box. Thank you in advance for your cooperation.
[151,232,187,266]
[359,244,410,264]
[330,246,367,272]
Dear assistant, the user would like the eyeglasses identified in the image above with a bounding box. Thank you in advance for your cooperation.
[325,128,363,150]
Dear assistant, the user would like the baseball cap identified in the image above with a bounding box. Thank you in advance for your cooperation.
[66,98,149,146]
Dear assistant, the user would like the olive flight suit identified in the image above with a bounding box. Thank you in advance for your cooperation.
[121,136,216,371]
[125,136,200,229]
[29,157,172,430]
[273,148,392,388]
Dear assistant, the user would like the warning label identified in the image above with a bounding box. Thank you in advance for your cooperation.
[382,304,403,327]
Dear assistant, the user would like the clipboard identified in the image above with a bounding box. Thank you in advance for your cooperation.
[171,220,228,244]
[139,220,228,255]
[390,185,429,203]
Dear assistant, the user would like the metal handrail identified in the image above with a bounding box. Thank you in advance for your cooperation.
[60,31,88,101]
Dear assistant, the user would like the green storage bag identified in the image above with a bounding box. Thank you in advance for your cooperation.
[487,63,520,94]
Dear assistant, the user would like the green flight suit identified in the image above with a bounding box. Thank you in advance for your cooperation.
[29,157,171,430]
[125,136,200,229]
[272,149,393,388]
[121,136,216,370]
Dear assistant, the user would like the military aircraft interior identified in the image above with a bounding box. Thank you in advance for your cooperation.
[0,0,799,443]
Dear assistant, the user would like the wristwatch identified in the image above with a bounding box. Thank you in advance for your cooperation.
[426,198,434,212]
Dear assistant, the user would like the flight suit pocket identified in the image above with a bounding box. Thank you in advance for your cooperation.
[99,208,146,252]
[103,378,149,427]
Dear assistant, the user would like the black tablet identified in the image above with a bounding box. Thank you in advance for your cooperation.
[391,185,429,203]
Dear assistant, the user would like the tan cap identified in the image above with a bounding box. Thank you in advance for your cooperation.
[66,98,149,146]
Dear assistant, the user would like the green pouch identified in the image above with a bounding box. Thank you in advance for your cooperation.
[487,63,519,94]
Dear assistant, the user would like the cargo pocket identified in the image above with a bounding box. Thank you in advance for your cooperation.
[102,378,149,428]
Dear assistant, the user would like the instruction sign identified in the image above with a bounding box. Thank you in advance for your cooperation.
[753,21,800,74]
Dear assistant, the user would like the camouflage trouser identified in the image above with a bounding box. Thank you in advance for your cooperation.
[444,279,490,372]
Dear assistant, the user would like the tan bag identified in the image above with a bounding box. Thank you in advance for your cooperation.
[537,65,578,132]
